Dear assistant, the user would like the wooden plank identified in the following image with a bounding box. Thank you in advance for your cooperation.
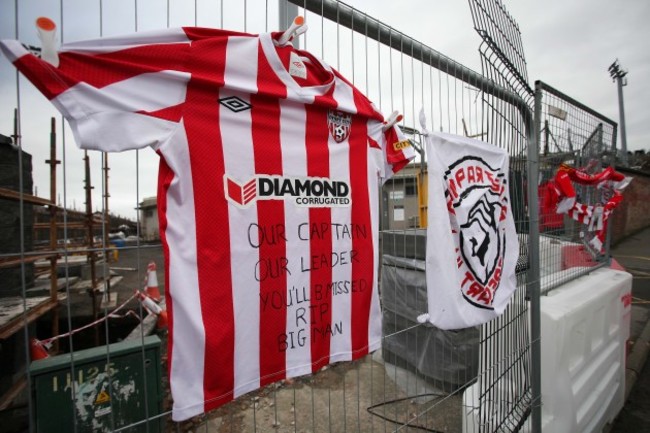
[33,222,92,230]
[0,187,54,207]
[0,294,67,340]
[0,254,58,269]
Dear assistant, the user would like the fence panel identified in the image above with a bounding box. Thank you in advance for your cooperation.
[0,1,543,432]
[534,80,618,295]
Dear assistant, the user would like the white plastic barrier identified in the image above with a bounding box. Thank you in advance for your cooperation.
[538,235,564,276]
[538,267,632,432]
[463,267,632,433]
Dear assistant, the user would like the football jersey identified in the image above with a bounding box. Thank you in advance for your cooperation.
[1,27,415,420]
[421,131,518,330]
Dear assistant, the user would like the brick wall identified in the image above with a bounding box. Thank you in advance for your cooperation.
[610,167,650,245]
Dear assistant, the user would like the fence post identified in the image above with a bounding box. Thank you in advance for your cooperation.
[528,80,543,433]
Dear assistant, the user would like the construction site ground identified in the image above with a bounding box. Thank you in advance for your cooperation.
[26,227,650,432]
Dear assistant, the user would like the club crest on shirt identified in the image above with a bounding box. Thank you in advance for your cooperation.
[327,110,352,143]
[444,156,509,310]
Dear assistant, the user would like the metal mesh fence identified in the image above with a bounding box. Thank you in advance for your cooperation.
[534,81,618,295]
[0,1,619,432]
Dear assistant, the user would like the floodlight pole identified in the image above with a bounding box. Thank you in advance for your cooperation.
[608,60,628,166]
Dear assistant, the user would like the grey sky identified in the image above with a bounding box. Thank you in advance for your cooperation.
[1,0,648,220]
[346,0,650,151]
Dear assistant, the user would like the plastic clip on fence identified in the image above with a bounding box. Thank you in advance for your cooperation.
[35,17,59,67]
[278,16,308,46]
[136,290,168,330]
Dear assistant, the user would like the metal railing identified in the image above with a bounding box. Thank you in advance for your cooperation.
[0,1,621,432]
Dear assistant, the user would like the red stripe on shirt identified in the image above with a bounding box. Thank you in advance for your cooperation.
[13,44,190,100]
[157,152,174,381]
[348,99,373,358]
[253,44,288,386]
[185,37,235,412]
[305,102,333,371]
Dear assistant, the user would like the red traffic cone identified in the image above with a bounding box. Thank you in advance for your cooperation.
[156,310,168,330]
[30,338,50,361]
[145,261,161,301]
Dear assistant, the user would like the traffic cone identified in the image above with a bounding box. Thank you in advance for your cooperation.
[156,310,168,330]
[145,261,161,301]
[30,338,50,361]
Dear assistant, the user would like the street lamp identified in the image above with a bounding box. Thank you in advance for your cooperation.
[608,60,628,166]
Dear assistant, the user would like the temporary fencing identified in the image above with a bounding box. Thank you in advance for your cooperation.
[0,1,622,432]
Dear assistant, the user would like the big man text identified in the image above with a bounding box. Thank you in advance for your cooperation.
[246,221,370,353]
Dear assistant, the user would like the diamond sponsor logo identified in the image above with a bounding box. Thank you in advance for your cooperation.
[226,177,257,206]
[225,175,351,208]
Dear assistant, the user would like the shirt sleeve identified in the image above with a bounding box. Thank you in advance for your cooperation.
[0,28,192,152]
[381,123,417,182]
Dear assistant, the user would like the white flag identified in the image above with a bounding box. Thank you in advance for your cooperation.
[422,131,519,329]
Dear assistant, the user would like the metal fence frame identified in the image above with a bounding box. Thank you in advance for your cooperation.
[533,80,618,295]
[0,1,623,432]
[291,2,539,432]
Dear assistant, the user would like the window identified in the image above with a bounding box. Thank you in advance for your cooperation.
[405,178,417,196]
[393,205,405,221]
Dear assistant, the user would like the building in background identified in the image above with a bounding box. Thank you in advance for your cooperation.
[138,196,159,241]
[382,162,423,230]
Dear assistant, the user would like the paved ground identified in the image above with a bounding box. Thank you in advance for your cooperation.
[610,227,650,433]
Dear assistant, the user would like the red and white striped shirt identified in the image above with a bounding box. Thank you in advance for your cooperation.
[1,27,414,420]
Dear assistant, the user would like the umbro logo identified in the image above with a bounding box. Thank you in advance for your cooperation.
[219,96,251,113]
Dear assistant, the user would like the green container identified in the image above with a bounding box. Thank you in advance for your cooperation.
[30,336,163,433]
